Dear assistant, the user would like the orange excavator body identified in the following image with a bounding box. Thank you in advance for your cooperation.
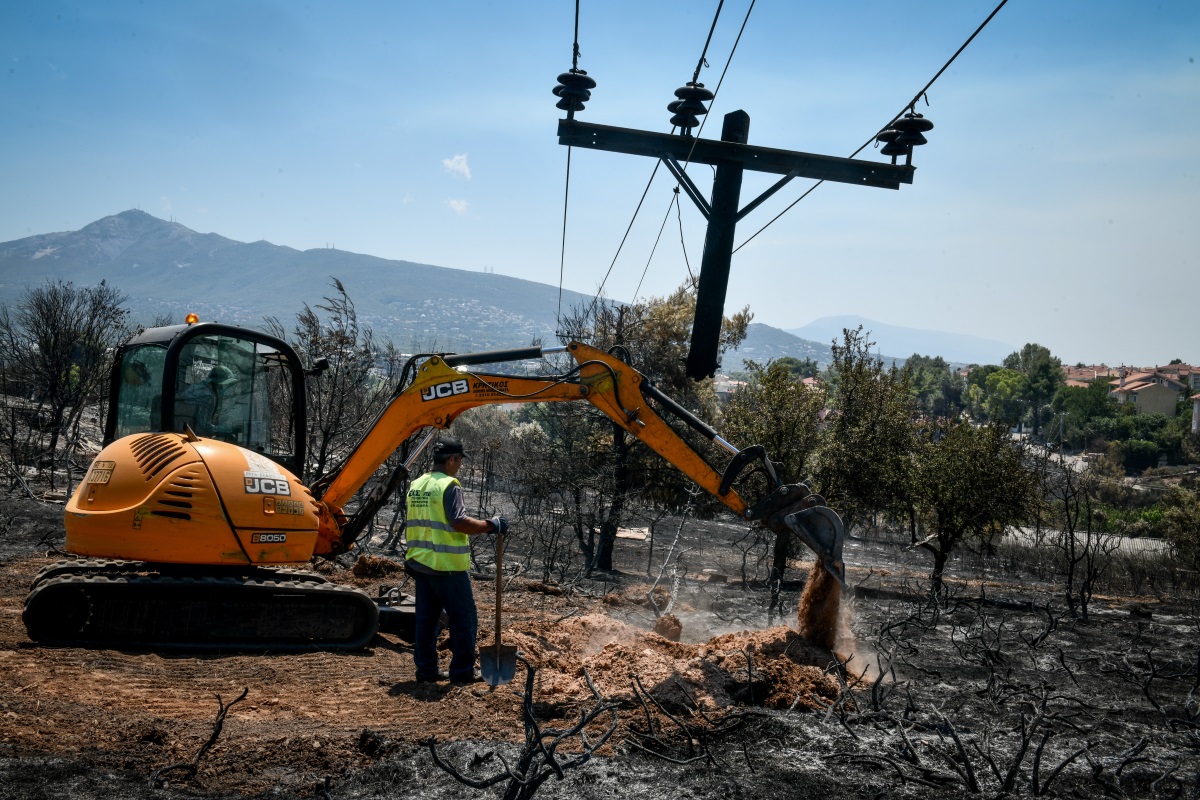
[64,432,320,566]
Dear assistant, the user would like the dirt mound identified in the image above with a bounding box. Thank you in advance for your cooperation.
[350,554,405,579]
[505,610,838,713]
[652,613,682,640]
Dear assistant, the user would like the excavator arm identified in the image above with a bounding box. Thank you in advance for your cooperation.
[309,341,845,583]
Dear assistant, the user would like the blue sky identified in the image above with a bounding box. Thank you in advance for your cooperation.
[2,1,1197,366]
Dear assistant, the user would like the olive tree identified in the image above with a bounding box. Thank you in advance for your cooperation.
[722,359,826,485]
[911,419,1038,593]
[723,358,827,601]
[813,326,916,536]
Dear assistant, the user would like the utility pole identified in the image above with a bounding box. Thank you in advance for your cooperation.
[555,72,930,380]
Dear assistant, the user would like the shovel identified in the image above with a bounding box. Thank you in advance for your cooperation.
[480,530,517,686]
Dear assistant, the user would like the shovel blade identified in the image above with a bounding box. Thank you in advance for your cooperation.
[480,644,518,686]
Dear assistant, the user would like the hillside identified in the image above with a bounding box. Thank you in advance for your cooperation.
[0,210,833,364]
[0,210,589,352]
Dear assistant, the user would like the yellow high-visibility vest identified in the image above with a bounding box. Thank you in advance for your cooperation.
[405,472,470,572]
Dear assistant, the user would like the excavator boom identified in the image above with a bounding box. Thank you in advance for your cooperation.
[312,341,845,584]
[317,341,749,515]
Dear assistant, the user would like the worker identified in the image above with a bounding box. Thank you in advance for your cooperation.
[178,364,240,439]
[405,436,506,685]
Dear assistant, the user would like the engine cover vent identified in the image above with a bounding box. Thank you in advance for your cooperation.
[130,434,190,481]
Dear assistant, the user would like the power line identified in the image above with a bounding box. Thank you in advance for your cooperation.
[555,0,585,330]
[556,145,574,329]
[633,189,681,302]
[676,189,696,285]
[691,0,724,84]
[630,0,756,307]
[734,0,1010,253]
[587,0,737,315]
[683,0,755,162]
[579,160,664,324]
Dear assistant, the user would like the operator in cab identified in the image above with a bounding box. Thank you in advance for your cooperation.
[405,436,507,685]
[178,364,241,440]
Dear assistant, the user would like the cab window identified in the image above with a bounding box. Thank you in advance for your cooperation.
[113,345,167,439]
[172,334,296,459]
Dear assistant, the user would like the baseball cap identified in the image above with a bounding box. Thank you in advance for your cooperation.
[432,437,466,460]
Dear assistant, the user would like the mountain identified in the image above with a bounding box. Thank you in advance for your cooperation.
[788,315,1015,366]
[0,211,840,367]
[0,210,595,353]
[724,324,833,371]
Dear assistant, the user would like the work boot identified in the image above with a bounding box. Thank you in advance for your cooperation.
[450,668,483,684]
[417,670,450,683]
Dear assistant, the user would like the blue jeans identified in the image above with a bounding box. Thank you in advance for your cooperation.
[409,568,477,681]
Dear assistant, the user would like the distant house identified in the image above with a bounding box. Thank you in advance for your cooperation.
[713,375,747,404]
[1061,364,1118,389]
[1110,368,1187,416]
[1155,363,1200,393]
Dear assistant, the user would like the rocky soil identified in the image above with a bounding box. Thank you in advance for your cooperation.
[1,496,1198,799]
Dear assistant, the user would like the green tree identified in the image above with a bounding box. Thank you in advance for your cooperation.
[911,420,1037,592]
[722,359,826,485]
[772,355,820,379]
[813,326,916,535]
[1161,485,1200,569]
[1050,377,1118,449]
[1113,439,1160,474]
[966,363,1001,391]
[724,358,829,611]
[904,353,965,418]
[983,368,1026,426]
[1003,343,1064,438]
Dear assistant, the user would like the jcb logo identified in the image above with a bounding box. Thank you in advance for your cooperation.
[421,379,469,402]
[245,477,291,496]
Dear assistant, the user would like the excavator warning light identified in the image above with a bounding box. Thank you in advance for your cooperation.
[185,313,200,324]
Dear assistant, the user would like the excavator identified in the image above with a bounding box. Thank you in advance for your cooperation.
[23,318,845,651]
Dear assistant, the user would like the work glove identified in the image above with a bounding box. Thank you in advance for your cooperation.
[489,516,508,535]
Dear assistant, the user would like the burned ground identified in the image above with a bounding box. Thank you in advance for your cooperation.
[1,496,1198,799]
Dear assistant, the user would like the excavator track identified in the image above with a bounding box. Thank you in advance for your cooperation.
[23,571,379,652]
[30,560,329,589]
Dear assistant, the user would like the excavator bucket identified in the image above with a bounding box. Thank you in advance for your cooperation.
[781,505,846,587]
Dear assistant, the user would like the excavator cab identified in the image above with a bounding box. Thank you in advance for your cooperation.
[105,322,308,477]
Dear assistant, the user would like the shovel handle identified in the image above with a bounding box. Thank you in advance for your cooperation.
[493,531,503,654]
